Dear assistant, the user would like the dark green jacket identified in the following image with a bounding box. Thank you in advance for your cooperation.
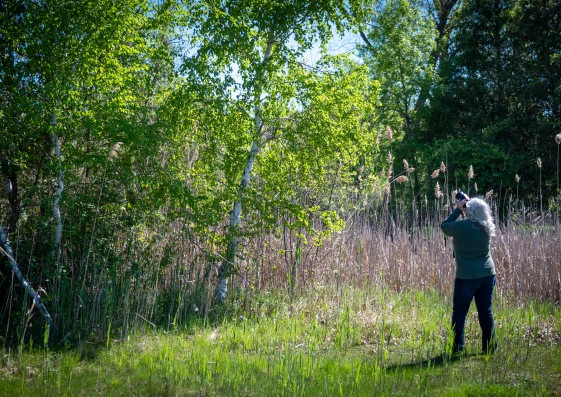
[441,208,496,279]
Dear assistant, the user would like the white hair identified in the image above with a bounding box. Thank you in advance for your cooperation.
[466,197,496,237]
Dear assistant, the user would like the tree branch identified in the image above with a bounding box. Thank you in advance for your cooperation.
[359,30,374,48]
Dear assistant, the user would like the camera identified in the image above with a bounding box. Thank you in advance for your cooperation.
[455,190,470,201]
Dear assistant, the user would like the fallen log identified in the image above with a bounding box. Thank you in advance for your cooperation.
[0,227,53,328]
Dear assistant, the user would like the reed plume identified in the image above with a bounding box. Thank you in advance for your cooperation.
[468,165,474,180]
[431,169,439,178]
[403,159,409,169]
[395,176,408,184]
[435,182,442,198]
[107,142,124,161]
[386,126,393,141]
[485,190,493,199]
[537,158,542,168]
[440,162,446,172]
[515,174,520,204]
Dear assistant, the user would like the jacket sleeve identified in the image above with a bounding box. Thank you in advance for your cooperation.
[441,208,463,237]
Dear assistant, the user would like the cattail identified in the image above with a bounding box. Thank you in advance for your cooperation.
[440,161,446,172]
[515,174,520,183]
[468,165,474,180]
[403,159,409,169]
[431,169,439,178]
[386,126,393,140]
[474,183,478,193]
[385,181,391,196]
[435,182,442,198]
[537,157,542,168]
[556,133,561,145]
[395,175,408,183]
[387,151,393,164]
[107,142,124,161]
[485,190,493,199]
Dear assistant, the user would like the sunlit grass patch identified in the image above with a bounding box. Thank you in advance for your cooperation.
[0,285,559,396]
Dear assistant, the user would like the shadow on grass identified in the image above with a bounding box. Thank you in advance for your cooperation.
[386,351,481,372]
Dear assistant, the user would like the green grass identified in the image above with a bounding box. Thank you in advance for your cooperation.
[1,286,560,396]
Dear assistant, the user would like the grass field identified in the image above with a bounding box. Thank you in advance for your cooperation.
[1,285,559,396]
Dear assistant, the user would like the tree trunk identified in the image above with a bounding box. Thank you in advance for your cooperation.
[215,141,260,303]
[214,34,275,304]
[52,132,64,260]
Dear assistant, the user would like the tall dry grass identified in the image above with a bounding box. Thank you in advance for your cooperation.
[51,194,559,342]
[2,171,560,345]
[237,201,560,306]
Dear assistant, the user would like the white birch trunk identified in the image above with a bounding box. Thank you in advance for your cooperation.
[215,141,260,303]
[52,133,64,259]
[214,36,275,304]
[0,227,54,328]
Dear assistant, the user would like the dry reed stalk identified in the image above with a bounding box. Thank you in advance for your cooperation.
[537,157,542,168]
[474,183,478,193]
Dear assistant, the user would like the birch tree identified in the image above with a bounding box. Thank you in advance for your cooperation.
[176,0,378,303]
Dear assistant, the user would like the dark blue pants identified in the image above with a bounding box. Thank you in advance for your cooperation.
[451,275,496,352]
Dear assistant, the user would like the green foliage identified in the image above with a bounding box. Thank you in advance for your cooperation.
[418,0,561,201]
